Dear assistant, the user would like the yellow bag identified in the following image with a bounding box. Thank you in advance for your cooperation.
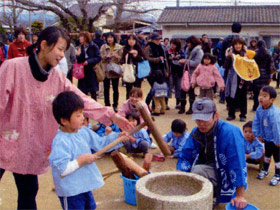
[232,50,260,81]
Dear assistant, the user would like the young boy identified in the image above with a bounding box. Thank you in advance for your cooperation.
[163,119,189,158]
[253,86,280,186]
[152,70,169,116]
[243,121,264,169]
[49,91,128,209]
[123,112,152,156]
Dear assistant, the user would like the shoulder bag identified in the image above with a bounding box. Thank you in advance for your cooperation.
[73,63,85,79]
[122,54,136,83]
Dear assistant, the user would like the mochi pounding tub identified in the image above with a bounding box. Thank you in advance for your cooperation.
[135,171,213,210]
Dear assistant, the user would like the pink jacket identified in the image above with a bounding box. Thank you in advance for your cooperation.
[0,57,115,175]
[118,99,150,125]
[191,64,225,88]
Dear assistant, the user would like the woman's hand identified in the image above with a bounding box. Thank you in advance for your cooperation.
[130,49,138,57]
[76,47,81,56]
[111,113,134,131]
[179,58,186,65]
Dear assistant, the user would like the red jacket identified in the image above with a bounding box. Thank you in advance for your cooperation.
[8,39,31,59]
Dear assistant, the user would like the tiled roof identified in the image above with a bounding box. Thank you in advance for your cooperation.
[157,6,280,24]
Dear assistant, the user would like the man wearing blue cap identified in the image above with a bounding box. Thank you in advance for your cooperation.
[177,97,247,208]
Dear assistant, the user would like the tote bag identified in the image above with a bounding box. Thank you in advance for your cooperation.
[122,54,136,83]
[181,61,191,92]
[137,60,150,79]
[73,63,85,79]
[93,63,105,82]
[107,62,123,77]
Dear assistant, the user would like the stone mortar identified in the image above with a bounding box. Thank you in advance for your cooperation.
[136,171,213,210]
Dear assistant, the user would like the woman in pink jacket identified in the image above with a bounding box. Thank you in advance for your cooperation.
[0,26,132,209]
[191,53,225,99]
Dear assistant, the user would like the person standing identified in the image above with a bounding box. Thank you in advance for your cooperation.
[121,34,145,99]
[252,40,275,111]
[8,27,31,59]
[144,32,169,110]
[201,34,212,54]
[100,32,123,112]
[76,31,101,100]
[177,97,247,208]
[178,36,203,114]
[0,26,132,210]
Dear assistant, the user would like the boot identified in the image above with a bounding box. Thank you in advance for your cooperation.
[186,101,194,115]
[178,100,186,114]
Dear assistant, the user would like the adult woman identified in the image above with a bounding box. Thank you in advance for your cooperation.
[76,31,101,100]
[252,40,275,111]
[224,37,247,121]
[100,32,123,112]
[144,32,169,109]
[0,26,132,209]
[167,38,185,109]
[178,36,203,114]
[121,34,145,99]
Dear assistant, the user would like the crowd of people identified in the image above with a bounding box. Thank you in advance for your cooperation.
[0,22,279,210]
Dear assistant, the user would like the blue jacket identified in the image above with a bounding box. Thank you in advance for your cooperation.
[177,120,247,204]
[163,130,189,157]
[132,128,152,148]
[245,138,264,160]
[49,126,122,197]
[253,105,280,145]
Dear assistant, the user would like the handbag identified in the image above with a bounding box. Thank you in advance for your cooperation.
[181,61,191,92]
[72,63,85,79]
[107,62,123,77]
[122,54,136,83]
[137,59,150,79]
[93,63,105,82]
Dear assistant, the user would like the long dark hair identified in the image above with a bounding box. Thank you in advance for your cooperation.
[105,32,118,45]
[256,40,269,58]
[124,34,142,52]
[185,36,201,50]
[170,38,182,52]
[27,26,70,56]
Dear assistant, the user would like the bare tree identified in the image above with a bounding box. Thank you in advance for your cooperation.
[13,0,157,32]
[1,0,25,32]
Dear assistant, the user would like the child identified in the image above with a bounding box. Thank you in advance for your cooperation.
[49,91,129,209]
[151,70,169,116]
[94,123,121,137]
[253,86,280,186]
[163,119,189,158]
[243,121,264,169]
[191,53,225,100]
[118,87,151,125]
[123,112,151,156]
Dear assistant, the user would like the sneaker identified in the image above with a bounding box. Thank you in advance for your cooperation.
[150,142,158,149]
[269,175,280,186]
[257,170,269,179]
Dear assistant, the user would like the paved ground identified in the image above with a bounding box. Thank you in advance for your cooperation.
[0,80,280,210]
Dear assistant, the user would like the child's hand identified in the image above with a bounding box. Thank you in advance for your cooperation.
[118,132,130,143]
[129,136,136,143]
[257,136,264,143]
[105,126,112,136]
[77,154,97,167]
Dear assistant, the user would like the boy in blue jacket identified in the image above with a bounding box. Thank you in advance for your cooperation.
[253,86,280,186]
[163,119,189,158]
[242,121,264,170]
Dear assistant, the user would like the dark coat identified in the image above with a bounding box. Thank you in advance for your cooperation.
[253,48,274,87]
[77,42,101,92]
